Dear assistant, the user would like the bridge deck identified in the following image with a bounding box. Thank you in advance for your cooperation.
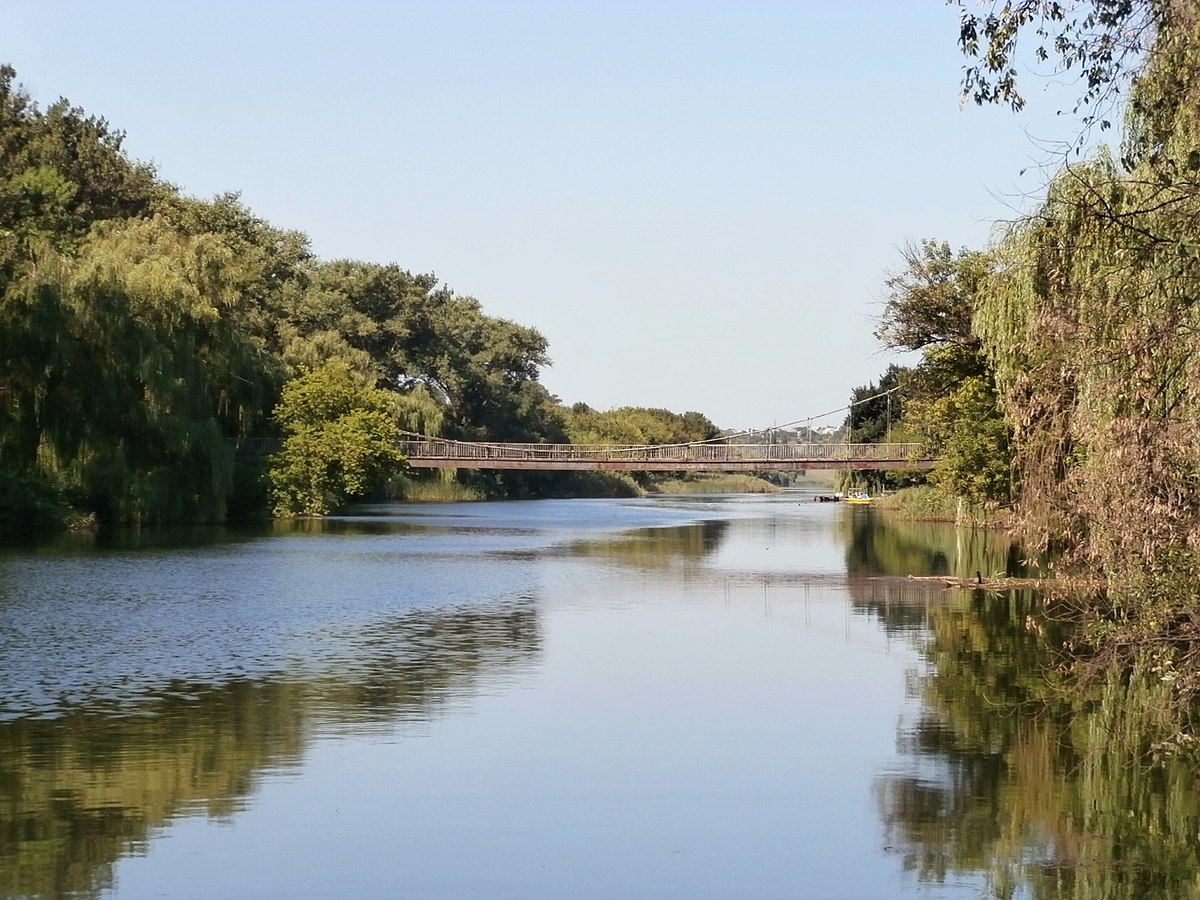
[399,440,933,472]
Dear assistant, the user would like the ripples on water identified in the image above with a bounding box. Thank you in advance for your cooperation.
[3,494,1195,899]
[0,497,840,721]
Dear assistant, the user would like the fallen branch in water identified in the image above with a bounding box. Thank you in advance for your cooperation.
[904,574,1097,592]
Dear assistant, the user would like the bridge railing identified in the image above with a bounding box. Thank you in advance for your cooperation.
[398,440,925,462]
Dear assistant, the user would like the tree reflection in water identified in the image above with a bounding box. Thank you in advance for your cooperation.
[9,506,1200,898]
[0,600,540,899]
[865,580,1200,897]
[841,515,1200,898]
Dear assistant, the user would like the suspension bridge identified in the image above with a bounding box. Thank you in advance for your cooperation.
[238,387,926,472]
[398,437,933,472]
[395,385,926,472]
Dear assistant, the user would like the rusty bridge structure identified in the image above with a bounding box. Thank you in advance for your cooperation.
[398,438,934,472]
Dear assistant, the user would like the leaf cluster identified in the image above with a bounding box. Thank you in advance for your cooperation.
[953,0,1158,137]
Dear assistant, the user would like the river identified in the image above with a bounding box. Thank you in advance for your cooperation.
[1,492,1198,898]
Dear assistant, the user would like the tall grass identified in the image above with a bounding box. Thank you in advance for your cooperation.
[648,473,779,494]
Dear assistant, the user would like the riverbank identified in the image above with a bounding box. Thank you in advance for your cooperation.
[392,471,784,503]
[644,473,780,494]
[874,485,1009,528]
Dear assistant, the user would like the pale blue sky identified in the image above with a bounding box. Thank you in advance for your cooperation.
[6,1,1088,429]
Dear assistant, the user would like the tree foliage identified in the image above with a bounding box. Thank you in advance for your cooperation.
[963,2,1200,700]
[0,64,159,258]
[840,367,925,495]
[975,3,1200,556]
[860,241,1013,505]
[0,64,600,526]
[267,362,406,516]
[904,365,1011,504]
[2,210,273,524]
[846,366,907,445]
[564,404,720,447]
[875,240,987,352]
[952,0,1159,134]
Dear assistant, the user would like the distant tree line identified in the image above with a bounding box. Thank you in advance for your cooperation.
[0,64,722,529]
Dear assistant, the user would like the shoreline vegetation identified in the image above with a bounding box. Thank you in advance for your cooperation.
[873,486,1008,530]
[835,3,1200,742]
[386,471,783,504]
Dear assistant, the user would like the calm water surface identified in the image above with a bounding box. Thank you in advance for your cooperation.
[1,492,1197,898]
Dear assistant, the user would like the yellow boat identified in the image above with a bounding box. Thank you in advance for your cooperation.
[843,492,874,505]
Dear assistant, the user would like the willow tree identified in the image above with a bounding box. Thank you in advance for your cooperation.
[3,216,275,524]
[969,3,1200,697]
[0,65,271,526]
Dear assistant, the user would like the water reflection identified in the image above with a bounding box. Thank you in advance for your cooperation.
[842,509,1029,639]
[832,513,1200,896]
[4,499,1199,899]
[841,508,1025,581]
[875,582,1200,898]
[568,520,729,568]
[0,504,762,899]
[0,600,540,899]
[0,680,305,898]
[299,599,541,729]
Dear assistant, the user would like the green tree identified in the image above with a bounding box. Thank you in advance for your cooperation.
[0,66,263,526]
[875,240,987,352]
[276,259,563,447]
[159,191,312,358]
[565,404,720,447]
[0,63,158,262]
[840,366,924,495]
[846,365,907,444]
[268,362,406,516]
[2,215,274,525]
[865,240,1013,505]
[905,365,1011,504]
